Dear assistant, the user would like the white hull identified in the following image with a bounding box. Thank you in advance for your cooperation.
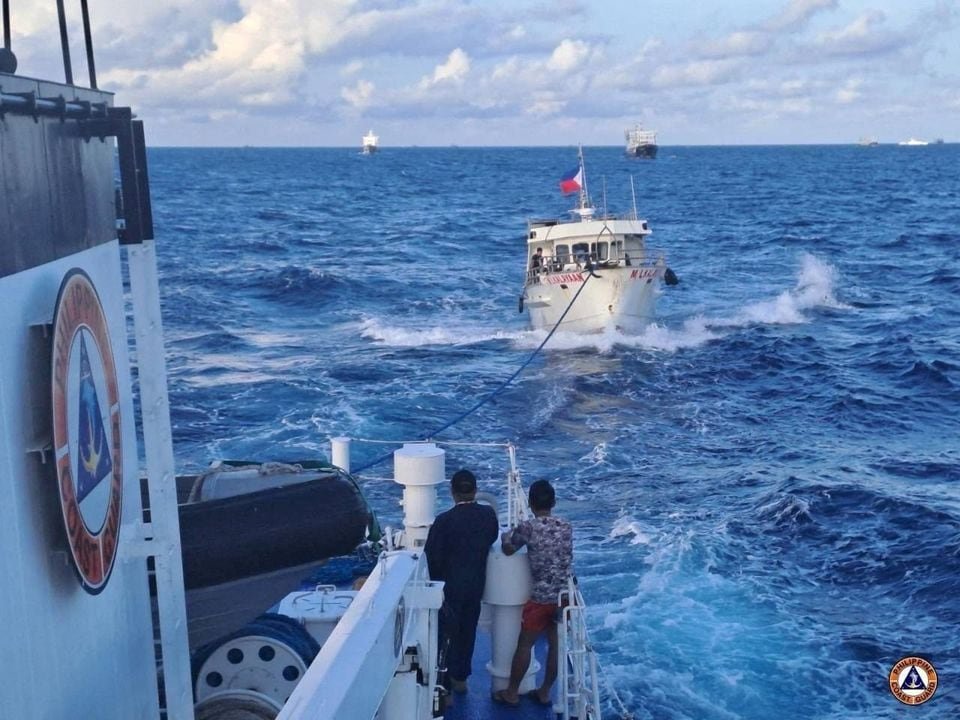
[525,264,663,333]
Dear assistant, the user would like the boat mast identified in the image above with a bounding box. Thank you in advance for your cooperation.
[630,176,638,220]
[577,144,589,212]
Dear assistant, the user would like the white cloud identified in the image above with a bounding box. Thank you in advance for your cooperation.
[835,77,863,104]
[430,48,471,85]
[766,0,839,32]
[701,30,770,58]
[525,95,567,116]
[341,60,365,77]
[779,79,811,96]
[651,59,741,88]
[341,79,375,109]
[816,10,886,46]
[547,39,589,72]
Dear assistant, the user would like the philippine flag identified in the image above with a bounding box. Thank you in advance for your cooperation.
[559,166,582,194]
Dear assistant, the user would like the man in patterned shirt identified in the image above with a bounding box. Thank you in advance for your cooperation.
[493,479,573,707]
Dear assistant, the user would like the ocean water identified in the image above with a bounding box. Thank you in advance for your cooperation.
[148,144,960,719]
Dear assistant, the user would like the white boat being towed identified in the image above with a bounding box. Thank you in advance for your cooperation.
[521,149,677,334]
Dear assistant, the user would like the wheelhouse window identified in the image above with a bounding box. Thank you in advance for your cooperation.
[590,241,609,261]
[555,244,570,264]
[572,242,590,262]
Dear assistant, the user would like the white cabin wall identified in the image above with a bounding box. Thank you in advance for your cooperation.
[0,244,160,719]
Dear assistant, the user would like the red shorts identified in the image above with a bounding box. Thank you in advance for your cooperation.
[521,601,559,634]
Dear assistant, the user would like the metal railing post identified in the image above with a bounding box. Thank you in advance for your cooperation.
[55,0,73,84]
[80,0,97,88]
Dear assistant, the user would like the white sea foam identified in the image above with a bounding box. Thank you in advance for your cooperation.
[579,442,608,466]
[707,253,845,329]
[359,253,845,352]
[610,515,653,546]
[358,316,527,347]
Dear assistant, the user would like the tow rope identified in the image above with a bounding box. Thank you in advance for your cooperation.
[351,272,594,474]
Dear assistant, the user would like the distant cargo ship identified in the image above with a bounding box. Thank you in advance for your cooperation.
[625,124,658,158]
[361,129,379,154]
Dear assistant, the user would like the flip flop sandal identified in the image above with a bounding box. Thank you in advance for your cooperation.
[526,690,552,706]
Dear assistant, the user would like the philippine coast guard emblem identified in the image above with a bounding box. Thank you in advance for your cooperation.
[51,270,123,594]
[889,656,937,705]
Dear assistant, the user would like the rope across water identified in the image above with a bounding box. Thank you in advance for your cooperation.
[351,273,594,474]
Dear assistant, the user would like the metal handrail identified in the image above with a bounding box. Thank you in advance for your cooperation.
[557,579,602,720]
[529,211,650,226]
[525,253,663,284]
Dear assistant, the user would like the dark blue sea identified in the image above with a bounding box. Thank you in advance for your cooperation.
[148,144,960,719]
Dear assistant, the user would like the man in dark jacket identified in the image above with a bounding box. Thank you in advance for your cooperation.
[425,469,499,693]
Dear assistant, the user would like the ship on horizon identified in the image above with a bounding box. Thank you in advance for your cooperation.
[361,129,379,154]
[625,124,658,158]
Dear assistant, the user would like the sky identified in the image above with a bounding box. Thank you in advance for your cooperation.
[8,0,960,146]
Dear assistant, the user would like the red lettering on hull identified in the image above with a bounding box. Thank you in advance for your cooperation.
[545,272,585,285]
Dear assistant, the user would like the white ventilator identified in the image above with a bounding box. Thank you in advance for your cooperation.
[393,443,445,548]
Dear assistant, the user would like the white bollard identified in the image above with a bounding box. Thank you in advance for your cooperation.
[331,437,351,472]
[483,538,540,693]
[393,443,445,548]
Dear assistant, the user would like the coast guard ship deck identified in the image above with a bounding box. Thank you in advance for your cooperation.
[0,5,620,719]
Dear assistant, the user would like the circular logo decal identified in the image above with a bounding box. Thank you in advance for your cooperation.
[889,656,937,706]
[51,270,124,594]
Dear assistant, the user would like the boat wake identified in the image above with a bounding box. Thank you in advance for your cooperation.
[357,317,528,347]
[359,253,846,355]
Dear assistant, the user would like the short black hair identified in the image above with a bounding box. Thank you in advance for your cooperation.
[528,479,555,511]
[451,469,477,495]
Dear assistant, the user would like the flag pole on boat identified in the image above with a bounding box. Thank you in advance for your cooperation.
[630,176,639,221]
[578,143,589,212]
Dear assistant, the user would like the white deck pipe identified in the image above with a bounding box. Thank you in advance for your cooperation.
[483,539,539,693]
[393,443,445,548]
[331,436,351,472]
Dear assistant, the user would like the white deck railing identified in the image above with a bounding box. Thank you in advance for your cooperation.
[557,578,602,720]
